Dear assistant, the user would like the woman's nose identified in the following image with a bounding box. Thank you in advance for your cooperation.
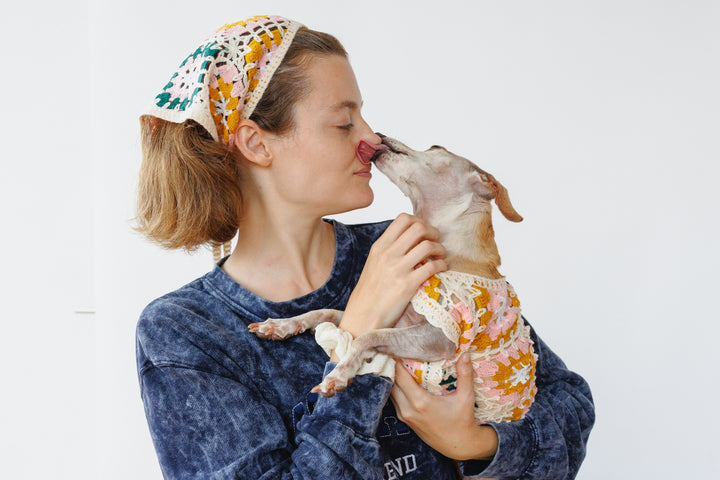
[367,131,382,145]
[358,118,382,145]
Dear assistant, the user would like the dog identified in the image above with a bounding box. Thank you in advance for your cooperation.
[249,135,537,425]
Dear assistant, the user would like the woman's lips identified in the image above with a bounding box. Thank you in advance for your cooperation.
[356,140,389,165]
[354,166,372,178]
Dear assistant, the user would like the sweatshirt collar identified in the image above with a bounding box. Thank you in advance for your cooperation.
[202,220,360,321]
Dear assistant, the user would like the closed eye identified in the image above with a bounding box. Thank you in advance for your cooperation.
[337,123,354,131]
[429,145,445,150]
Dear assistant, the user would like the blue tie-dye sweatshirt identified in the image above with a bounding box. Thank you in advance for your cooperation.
[136,220,594,479]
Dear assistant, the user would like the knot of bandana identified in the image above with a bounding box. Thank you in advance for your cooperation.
[144,15,303,144]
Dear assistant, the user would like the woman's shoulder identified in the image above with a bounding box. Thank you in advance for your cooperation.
[135,273,328,389]
[138,278,212,328]
[135,277,240,369]
[344,218,393,233]
[328,219,392,273]
[333,218,392,247]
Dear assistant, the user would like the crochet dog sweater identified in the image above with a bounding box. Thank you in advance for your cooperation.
[403,271,537,424]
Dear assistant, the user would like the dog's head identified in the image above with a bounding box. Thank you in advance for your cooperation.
[372,135,522,222]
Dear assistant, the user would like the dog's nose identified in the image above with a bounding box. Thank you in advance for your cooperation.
[375,132,386,139]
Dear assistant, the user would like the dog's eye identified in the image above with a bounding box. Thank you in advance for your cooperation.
[429,145,445,150]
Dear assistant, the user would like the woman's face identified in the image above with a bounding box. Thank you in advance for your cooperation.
[265,55,381,217]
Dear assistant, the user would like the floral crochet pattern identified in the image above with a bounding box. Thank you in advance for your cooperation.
[145,16,302,144]
[403,271,537,424]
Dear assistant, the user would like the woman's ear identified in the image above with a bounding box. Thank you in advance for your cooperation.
[232,119,273,167]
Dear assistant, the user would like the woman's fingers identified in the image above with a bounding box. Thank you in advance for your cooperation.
[390,362,418,422]
[391,355,497,461]
[377,213,424,243]
[392,360,416,391]
[374,214,441,253]
[367,214,446,293]
[405,240,446,268]
[392,354,474,420]
[380,214,447,282]
[392,217,442,256]
[339,213,447,335]
[454,352,475,397]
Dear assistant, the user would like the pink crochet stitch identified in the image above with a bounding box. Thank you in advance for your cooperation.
[403,271,537,424]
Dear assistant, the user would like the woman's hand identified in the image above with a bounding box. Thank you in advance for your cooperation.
[391,353,499,461]
[338,214,447,338]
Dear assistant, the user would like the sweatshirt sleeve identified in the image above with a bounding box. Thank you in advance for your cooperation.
[460,319,595,479]
[138,346,393,480]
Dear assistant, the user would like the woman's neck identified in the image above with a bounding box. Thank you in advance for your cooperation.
[221,203,336,302]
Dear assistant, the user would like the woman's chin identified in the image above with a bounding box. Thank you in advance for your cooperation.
[357,188,375,210]
[327,189,374,216]
[358,189,374,208]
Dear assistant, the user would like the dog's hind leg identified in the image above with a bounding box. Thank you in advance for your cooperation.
[249,309,343,340]
[369,322,456,361]
[313,322,455,396]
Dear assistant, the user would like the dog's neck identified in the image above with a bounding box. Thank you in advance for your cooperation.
[414,195,503,279]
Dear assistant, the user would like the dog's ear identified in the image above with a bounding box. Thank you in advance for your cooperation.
[492,177,524,222]
[469,170,523,222]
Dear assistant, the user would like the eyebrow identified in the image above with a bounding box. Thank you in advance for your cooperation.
[329,100,362,111]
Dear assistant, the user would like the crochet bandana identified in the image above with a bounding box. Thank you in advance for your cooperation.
[403,271,538,424]
[145,15,303,144]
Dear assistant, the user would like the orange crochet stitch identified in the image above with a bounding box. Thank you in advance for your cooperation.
[403,271,537,424]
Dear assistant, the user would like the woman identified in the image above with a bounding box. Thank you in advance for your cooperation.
[135,16,594,479]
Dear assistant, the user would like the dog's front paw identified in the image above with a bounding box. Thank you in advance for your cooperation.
[311,375,354,397]
[248,318,303,340]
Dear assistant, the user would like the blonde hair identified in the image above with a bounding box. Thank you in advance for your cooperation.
[135,27,347,251]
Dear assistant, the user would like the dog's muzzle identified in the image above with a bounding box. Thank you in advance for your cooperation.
[376,133,407,157]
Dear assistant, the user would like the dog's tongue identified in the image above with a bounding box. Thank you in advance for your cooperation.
[356,140,388,165]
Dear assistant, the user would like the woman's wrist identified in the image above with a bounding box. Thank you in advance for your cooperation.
[336,306,371,339]
[460,424,498,461]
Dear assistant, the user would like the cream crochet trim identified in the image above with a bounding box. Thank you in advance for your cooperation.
[411,271,509,345]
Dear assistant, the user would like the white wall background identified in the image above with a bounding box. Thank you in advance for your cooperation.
[1,0,717,478]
